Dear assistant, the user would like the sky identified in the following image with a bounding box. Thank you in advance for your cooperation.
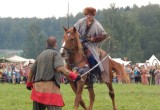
[0,0,160,19]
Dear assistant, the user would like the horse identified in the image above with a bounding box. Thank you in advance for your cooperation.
[61,26,130,110]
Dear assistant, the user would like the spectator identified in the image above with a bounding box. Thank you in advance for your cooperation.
[15,69,21,83]
[140,65,148,85]
[12,70,16,84]
[154,66,160,85]
[149,66,155,85]
[7,68,12,83]
[0,67,2,82]
[146,66,151,85]
[134,66,141,83]
[125,64,133,83]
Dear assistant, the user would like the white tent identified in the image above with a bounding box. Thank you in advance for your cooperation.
[0,57,9,63]
[111,58,131,66]
[23,59,35,66]
[136,63,146,67]
[146,55,160,66]
[6,55,29,62]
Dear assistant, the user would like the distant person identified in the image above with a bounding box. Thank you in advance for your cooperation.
[0,65,2,82]
[149,66,155,85]
[7,68,12,83]
[154,66,160,85]
[140,66,148,85]
[146,66,151,85]
[134,66,141,83]
[125,64,133,82]
[26,36,81,110]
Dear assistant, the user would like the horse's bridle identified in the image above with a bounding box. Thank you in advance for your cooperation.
[61,46,87,70]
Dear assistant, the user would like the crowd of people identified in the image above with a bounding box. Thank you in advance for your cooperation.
[112,64,160,85]
[1,62,160,85]
[0,62,32,84]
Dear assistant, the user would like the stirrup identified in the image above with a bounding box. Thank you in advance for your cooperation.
[90,74,97,83]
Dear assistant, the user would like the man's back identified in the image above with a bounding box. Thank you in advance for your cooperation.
[31,49,64,82]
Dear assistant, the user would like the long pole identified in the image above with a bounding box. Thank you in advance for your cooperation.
[67,2,69,28]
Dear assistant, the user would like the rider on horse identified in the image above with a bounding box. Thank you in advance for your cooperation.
[74,7,109,83]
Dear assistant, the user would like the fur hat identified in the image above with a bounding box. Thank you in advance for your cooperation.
[83,7,96,16]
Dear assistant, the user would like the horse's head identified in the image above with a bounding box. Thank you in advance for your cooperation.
[63,26,77,41]
[63,26,83,52]
[61,26,85,68]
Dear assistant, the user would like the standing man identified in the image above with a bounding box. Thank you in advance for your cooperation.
[26,36,81,110]
[149,66,155,85]
[74,7,109,82]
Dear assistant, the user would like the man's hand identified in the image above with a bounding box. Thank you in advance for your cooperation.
[87,37,94,42]
[56,66,82,81]
[26,82,33,90]
[85,36,94,42]
[69,71,81,81]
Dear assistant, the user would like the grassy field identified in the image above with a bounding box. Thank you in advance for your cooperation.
[0,83,160,110]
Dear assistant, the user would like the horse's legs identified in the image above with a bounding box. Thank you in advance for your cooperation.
[106,82,117,110]
[87,83,95,110]
[74,81,86,110]
[69,81,87,110]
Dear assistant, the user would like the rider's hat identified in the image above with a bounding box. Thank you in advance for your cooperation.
[83,7,96,16]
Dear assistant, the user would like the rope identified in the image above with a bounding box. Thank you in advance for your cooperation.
[99,36,111,50]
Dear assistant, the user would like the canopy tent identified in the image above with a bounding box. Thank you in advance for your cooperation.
[0,57,9,63]
[6,55,29,63]
[146,55,160,66]
[23,59,35,66]
[111,58,131,66]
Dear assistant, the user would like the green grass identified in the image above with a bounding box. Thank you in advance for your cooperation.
[0,83,160,110]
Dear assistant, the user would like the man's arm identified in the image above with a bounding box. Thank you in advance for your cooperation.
[56,66,81,81]
[89,34,107,43]
[26,69,34,90]
[27,69,33,82]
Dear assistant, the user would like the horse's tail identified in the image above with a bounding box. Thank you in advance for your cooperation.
[110,59,130,83]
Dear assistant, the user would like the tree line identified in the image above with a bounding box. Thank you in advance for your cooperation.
[0,4,160,63]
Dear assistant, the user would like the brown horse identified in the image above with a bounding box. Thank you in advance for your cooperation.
[61,26,129,110]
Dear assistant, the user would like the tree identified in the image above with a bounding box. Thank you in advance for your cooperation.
[23,21,46,59]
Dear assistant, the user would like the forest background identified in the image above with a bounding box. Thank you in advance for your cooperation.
[0,4,160,63]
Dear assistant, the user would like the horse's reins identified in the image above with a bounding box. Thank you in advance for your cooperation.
[99,36,111,49]
[80,35,112,77]
[61,35,111,77]
[62,46,110,77]
[61,28,111,78]
[61,46,87,69]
